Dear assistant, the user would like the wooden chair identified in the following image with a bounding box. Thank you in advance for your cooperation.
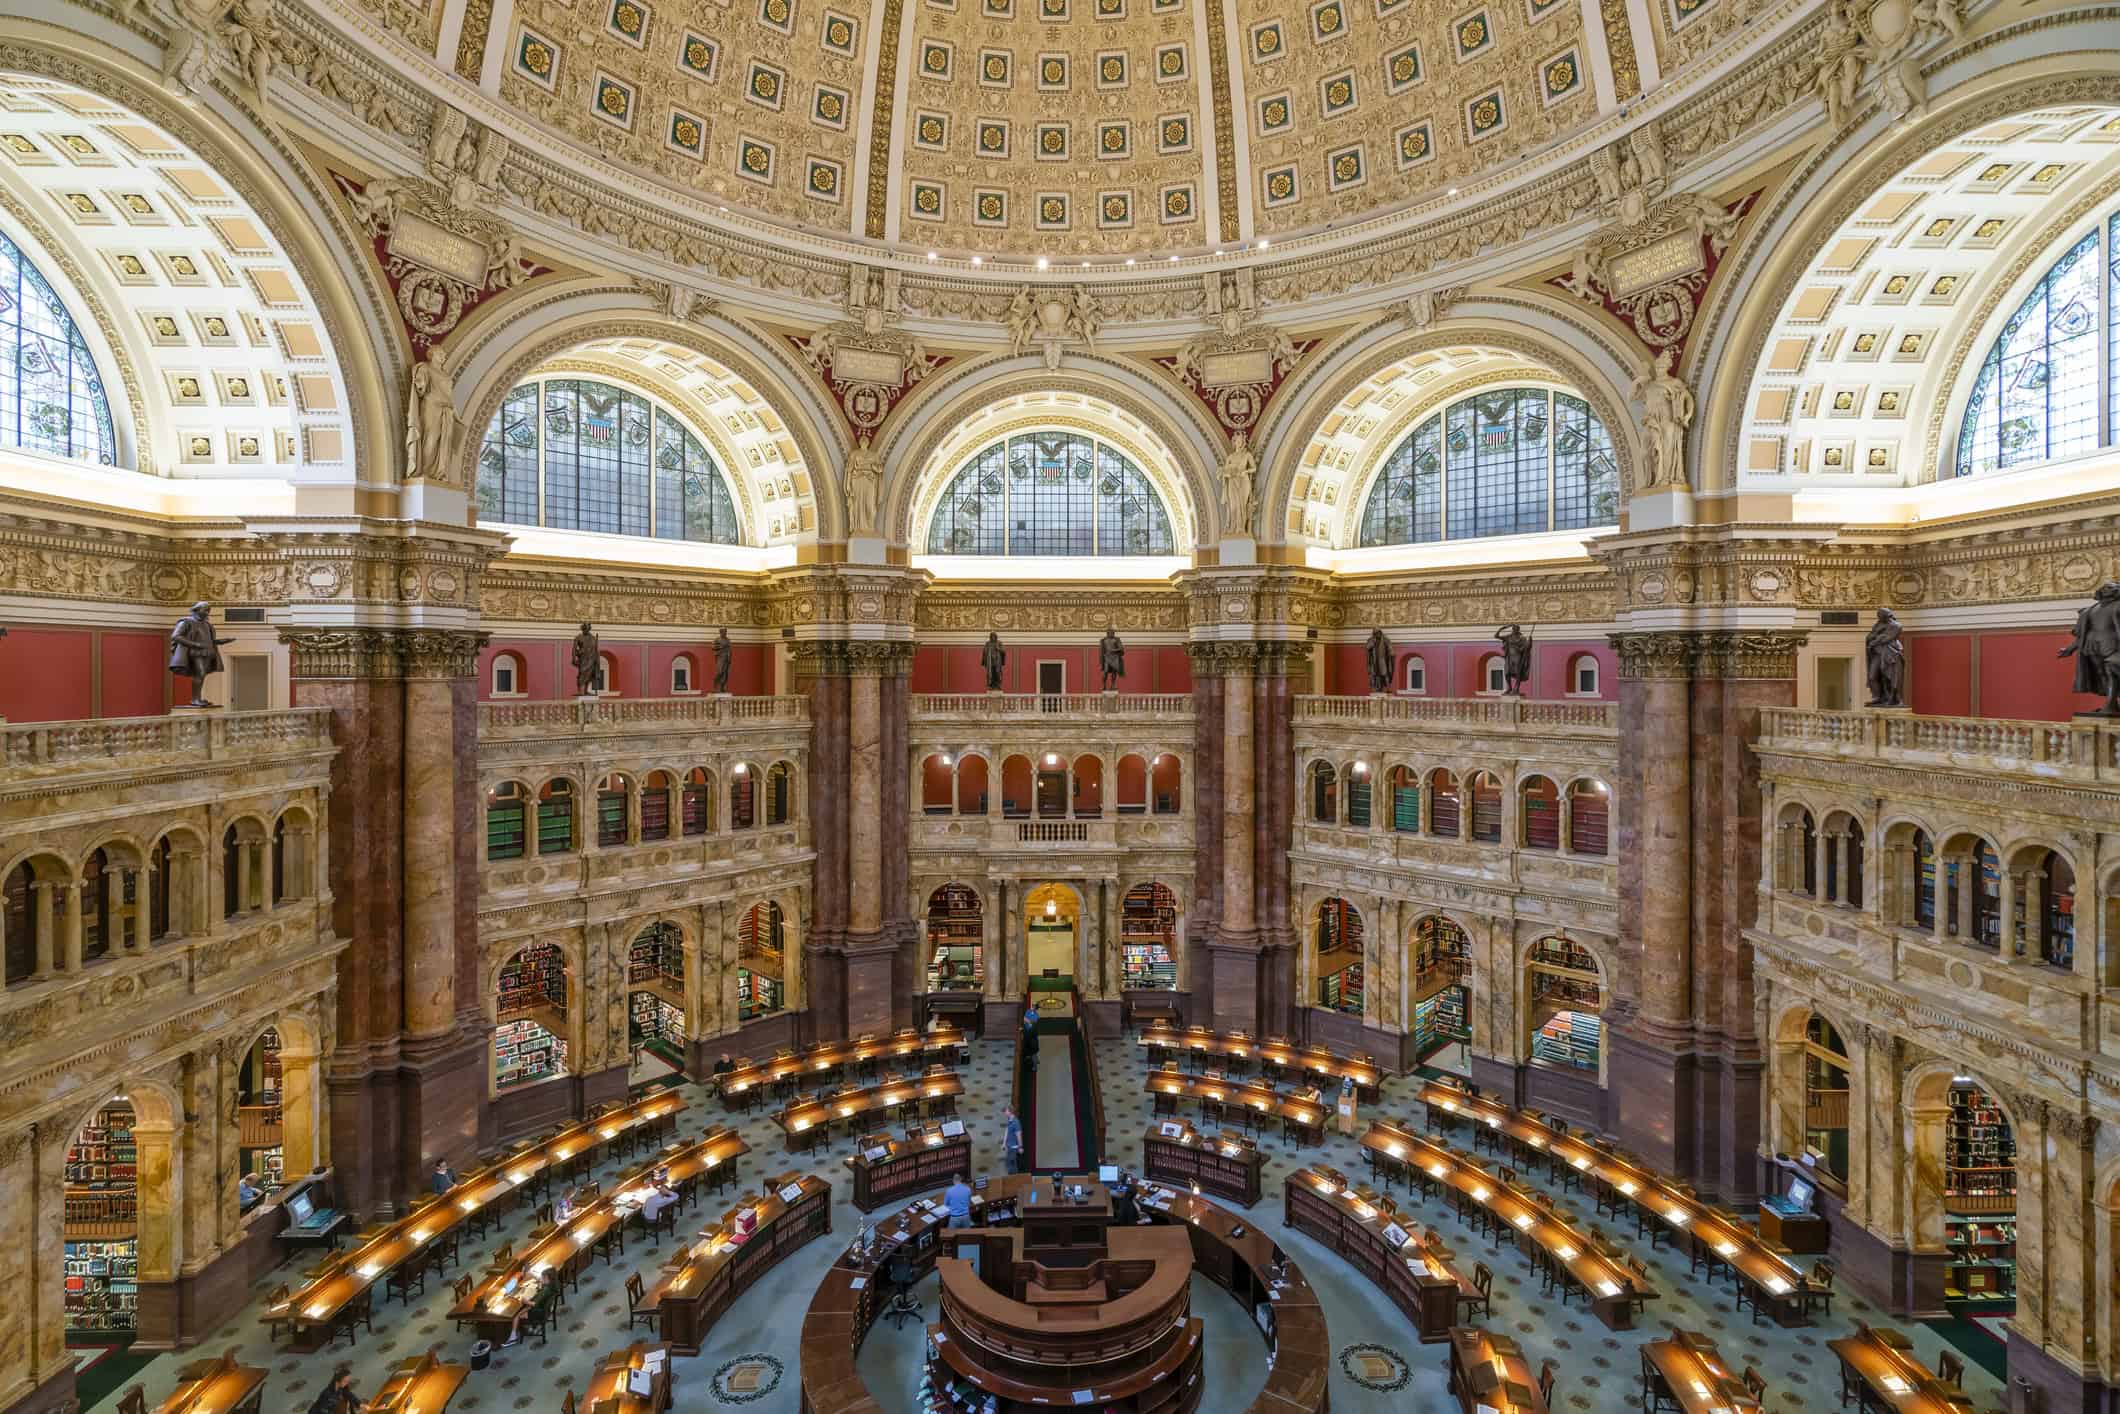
[1537,1360,1556,1405]
[327,1287,373,1348]
[643,1203,677,1247]
[1803,1259,1837,1319]
[1624,1257,1655,1315]
[116,1387,146,1414]
[1460,1261,1493,1320]
[262,1284,296,1343]
[626,1271,658,1331]
[1937,1351,1966,1387]
[535,1202,555,1228]
[1744,1366,1767,1402]
[450,1274,479,1331]
[492,1240,514,1267]
[561,1391,577,1414]
[1639,1351,1679,1413]
[388,1248,430,1305]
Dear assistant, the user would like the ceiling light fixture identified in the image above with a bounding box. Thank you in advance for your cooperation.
[1257,239,1270,249]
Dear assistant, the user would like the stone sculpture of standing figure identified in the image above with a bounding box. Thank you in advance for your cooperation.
[1864,608,1905,708]
[2060,582,2120,717]
[1495,624,1533,696]
[1099,628,1126,691]
[1632,348,1695,491]
[1220,433,1257,538]
[572,622,601,697]
[1365,628,1393,695]
[982,631,1007,692]
[713,627,733,694]
[168,602,233,708]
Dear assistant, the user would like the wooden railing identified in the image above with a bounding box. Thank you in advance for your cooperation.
[912,693,1194,718]
[1758,708,2117,778]
[1295,695,1617,730]
[481,694,810,735]
[1,707,334,776]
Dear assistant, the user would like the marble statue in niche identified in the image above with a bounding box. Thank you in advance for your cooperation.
[572,622,601,697]
[168,601,233,708]
[1099,628,1126,691]
[982,631,1007,692]
[1865,608,1906,707]
[1495,624,1533,696]
[1220,433,1257,537]
[2060,582,2120,717]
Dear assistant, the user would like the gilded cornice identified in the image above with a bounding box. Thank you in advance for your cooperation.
[481,564,769,629]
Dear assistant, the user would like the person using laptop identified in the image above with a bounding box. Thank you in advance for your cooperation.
[641,1178,679,1224]
[237,1173,262,1209]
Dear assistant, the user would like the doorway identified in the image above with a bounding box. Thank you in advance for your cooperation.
[1023,883,1078,998]
[1037,660,1066,695]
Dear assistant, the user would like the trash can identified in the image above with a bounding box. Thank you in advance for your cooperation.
[469,1339,493,1371]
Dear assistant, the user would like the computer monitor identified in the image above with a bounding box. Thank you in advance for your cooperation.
[1785,1178,1814,1213]
[286,1190,314,1224]
[1098,1165,1120,1184]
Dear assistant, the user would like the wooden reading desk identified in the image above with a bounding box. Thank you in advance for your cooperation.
[582,1342,674,1414]
[717,1028,967,1106]
[775,1071,964,1150]
[152,1352,266,1414]
[268,1093,688,1343]
[362,1351,468,1414]
[1448,1326,1550,1414]
[1141,1120,1264,1207]
[447,1127,750,1343]
[1146,1065,1328,1144]
[1641,1332,1761,1413]
[844,1125,973,1211]
[1138,1023,1384,1101]
[1359,1119,1652,1329]
[1411,1082,1813,1324]
[1828,1326,1980,1413]
[1284,1164,1474,1341]
[636,1172,832,1352]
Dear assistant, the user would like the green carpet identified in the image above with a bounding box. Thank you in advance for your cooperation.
[1923,1302,2012,1382]
[68,1344,156,1411]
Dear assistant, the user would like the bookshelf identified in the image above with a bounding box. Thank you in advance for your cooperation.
[238,1027,284,1194]
[1945,1081,2016,1212]
[494,1017,566,1089]
[1122,883,1179,992]
[1390,777,1420,831]
[1945,1216,2017,1302]
[736,969,784,1022]
[1346,775,1373,827]
[1531,1010,1600,1073]
[64,1103,138,1336]
[730,770,756,829]
[1523,791,1560,849]
[1315,898,1364,1015]
[1318,960,1364,1015]
[629,924,684,985]
[629,992,687,1048]
[924,883,984,991]
[738,903,786,1020]
[486,786,526,861]
[1412,988,1468,1060]
[1470,776,1502,842]
[496,943,569,1089]
[535,783,573,853]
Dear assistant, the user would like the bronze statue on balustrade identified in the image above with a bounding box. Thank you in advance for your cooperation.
[168,601,233,708]
[1864,608,1905,708]
[1365,628,1392,695]
[1099,628,1125,691]
[982,631,1007,692]
[571,623,600,697]
[714,627,733,694]
[2060,582,2120,717]
[1495,624,1533,696]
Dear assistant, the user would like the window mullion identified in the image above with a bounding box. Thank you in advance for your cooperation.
[535,380,548,529]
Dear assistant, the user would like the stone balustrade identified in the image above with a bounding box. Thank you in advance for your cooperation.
[1757,706,2116,780]
[1294,694,1617,732]
[910,693,1195,720]
[480,693,810,738]
[1,707,334,779]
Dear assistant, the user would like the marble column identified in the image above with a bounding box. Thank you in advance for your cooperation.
[234,841,252,917]
[404,676,459,1037]
[130,869,152,951]
[847,672,882,935]
[1220,653,1255,941]
[31,881,54,977]
[58,884,81,972]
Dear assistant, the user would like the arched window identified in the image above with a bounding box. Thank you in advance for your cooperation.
[681,767,714,835]
[1307,761,1338,823]
[594,653,618,695]
[489,651,526,697]
[1357,388,1617,546]
[1520,776,1561,850]
[730,762,757,830]
[671,654,698,694]
[958,754,990,815]
[1344,761,1373,827]
[1403,655,1426,694]
[1150,754,1181,814]
[595,773,632,847]
[1955,225,2103,476]
[486,782,528,860]
[477,376,742,541]
[0,228,117,465]
[766,761,794,826]
[1567,780,1609,856]
[1567,653,1599,696]
[925,431,1176,556]
[641,771,674,841]
[1478,655,1506,695]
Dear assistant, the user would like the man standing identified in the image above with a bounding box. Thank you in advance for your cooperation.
[1002,1106,1024,1174]
[943,1173,974,1229]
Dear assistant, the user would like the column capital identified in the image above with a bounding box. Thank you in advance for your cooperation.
[1184,639,1311,677]
[278,626,491,680]
[786,638,917,679]
[1608,629,1807,681]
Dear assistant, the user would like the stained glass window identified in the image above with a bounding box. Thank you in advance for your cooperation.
[0,227,116,465]
[1358,386,1615,547]
[925,431,1175,556]
[1956,229,2100,476]
[476,376,741,543]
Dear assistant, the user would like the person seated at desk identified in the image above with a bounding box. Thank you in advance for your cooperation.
[555,1190,577,1223]
[306,1364,362,1414]
[713,1053,738,1078]
[1111,1178,1141,1226]
[431,1158,458,1195]
[943,1174,974,1229]
[237,1172,262,1209]
[499,1275,545,1347]
[640,1179,679,1224]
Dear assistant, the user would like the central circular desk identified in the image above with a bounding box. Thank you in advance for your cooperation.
[798,1173,1329,1414]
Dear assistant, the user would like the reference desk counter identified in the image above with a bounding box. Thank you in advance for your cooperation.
[1412,1081,1813,1324]
[1448,1326,1549,1414]
[637,1172,832,1352]
[1142,1120,1264,1206]
[717,1028,968,1106]
[844,1127,973,1211]
[1640,1332,1762,1414]
[362,1351,468,1414]
[1358,1119,1652,1330]
[152,1353,266,1414]
[270,1093,687,1343]
[582,1342,674,1414]
[1284,1164,1473,1341]
[776,1071,964,1150]
[1828,1326,1980,1413]
[448,1127,749,1343]
[1138,1024,1384,1101]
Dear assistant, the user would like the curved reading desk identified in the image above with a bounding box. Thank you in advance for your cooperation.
[796,1174,1328,1414]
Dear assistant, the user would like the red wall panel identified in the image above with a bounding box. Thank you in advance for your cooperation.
[478,637,771,699]
[100,631,168,718]
[913,641,1193,694]
[0,627,95,721]
[1906,633,1973,718]
[1979,630,2104,722]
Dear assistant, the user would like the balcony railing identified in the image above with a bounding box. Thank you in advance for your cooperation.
[1758,708,2114,778]
[911,693,1194,718]
[1295,696,1616,730]
[480,695,811,737]
[1,708,334,777]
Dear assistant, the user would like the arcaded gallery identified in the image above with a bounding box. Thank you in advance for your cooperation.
[4,1,2119,1411]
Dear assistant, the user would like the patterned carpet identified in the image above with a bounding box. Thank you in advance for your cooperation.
[83,1030,2006,1413]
